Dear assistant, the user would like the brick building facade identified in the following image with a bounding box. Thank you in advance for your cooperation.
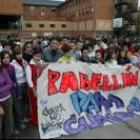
[0,0,137,39]
[23,0,114,38]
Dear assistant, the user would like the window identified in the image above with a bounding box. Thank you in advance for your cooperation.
[61,24,67,28]
[26,23,32,28]
[50,24,55,28]
[52,8,56,12]
[39,24,45,28]
[41,7,45,16]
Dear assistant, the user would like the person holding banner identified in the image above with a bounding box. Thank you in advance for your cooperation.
[26,48,45,125]
[79,47,92,63]
[130,46,140,69]
[117,49,130,65]
[58,44,75,63]
[105,49,118,67]
[42,38,63,62]
[92,50,104,64]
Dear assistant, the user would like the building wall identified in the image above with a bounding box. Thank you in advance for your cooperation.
[0,0,114,37]
[23,5,62,21]
[0,0,23,15]
[95,0,114,31]
[23,20,77,31]
[59,0,94,21]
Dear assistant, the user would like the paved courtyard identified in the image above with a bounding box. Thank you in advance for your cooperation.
[17,118,140,139]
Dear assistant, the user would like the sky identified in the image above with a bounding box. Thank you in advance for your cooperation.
[51,0,140,8]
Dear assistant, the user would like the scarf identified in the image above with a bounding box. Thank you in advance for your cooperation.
[15,59,24,69]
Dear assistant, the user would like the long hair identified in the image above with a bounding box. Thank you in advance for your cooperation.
[13,48,22,59]
[0,52,3,72]
[105,49,115,62]
[0,51,11,65]
[23,41,33,53]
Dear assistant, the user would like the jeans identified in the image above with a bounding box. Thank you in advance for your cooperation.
[12,91,22,129]
[19,83,30,120]
[0,97,13,139]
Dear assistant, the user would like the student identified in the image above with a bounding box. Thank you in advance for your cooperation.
[87,44,95,61]
[23,41,33,63]
[130,46,140,68]
[117,49,130,65]
[58,44,75,63]
[3,42,12,54]
[42,38,63,62]
[105,49,118,67]
[79,47,91,63]
[26,48,46,125]
[11,48,29,127]
[1,51,21,134]
[0,53,13,139]
[70,42,80,60]
[75,42,82,58]
[92,50,104,64]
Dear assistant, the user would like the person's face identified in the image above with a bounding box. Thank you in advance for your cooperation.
[33,40,38,47]
[25,44,32,54]
[88,46,93,52]
[76,42,82,50]
[70,43,76,50]
[65,50,73,58]
[96,52,102,60]
[120,51,126,58]
[16,53,22,60]
[123,46,128,52]
[109,44,115,49]
[82,50,89,58]
[85,40,90,44]
[51,40,59,50]
[2,54,10,65]
[33,54,41,62]
[112,53,116,60]
[62,39,69,45]
[97,40,102,45]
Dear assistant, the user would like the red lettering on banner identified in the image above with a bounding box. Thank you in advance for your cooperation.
[47,69,139,96]
[80,73,91,91]
[48,70,60,96]
[91,74,102,90]
[112,75,121,90]
[122,71,138,88]
[122,73,131,88]
[129,71,138,85]
[59,72,79,93]
[102,75,113,91]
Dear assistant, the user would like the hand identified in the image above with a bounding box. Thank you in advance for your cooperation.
[41,63,49,70]
[33,88,38,98]
[0,107,4,116]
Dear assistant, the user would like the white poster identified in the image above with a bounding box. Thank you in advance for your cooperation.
[38,62,140,139]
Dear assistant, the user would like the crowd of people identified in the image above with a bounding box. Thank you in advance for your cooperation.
[0,35,140,138]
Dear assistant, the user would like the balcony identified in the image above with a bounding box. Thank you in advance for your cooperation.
[0,29,22,40]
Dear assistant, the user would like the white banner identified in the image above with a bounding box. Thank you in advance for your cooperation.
[37,62,140,139]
